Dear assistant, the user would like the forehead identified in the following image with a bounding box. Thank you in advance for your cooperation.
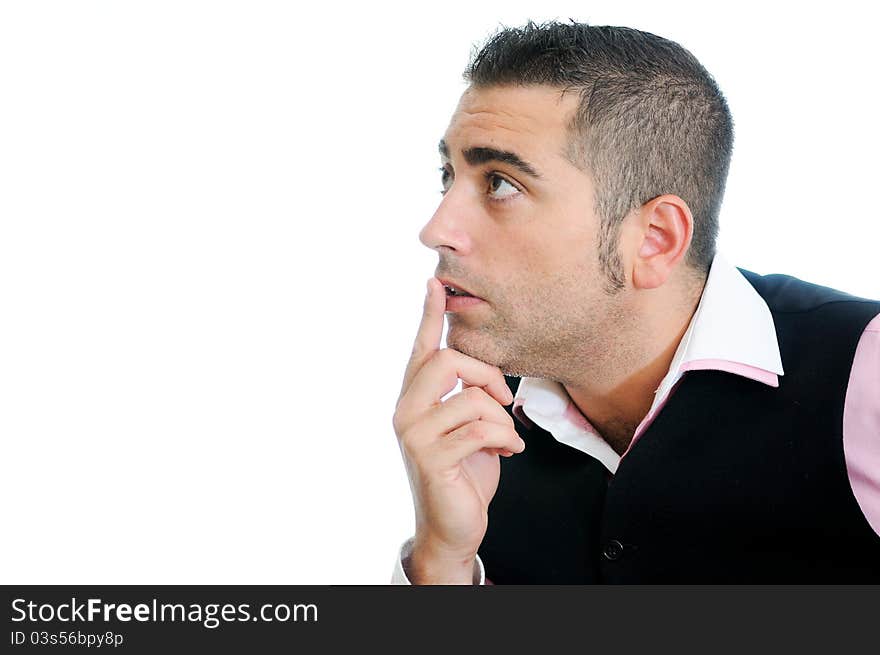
[443,84,579,160]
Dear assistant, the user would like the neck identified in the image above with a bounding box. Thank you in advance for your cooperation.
[562,284,702,456]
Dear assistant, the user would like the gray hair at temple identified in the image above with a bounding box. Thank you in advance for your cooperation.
[463,20,734,293]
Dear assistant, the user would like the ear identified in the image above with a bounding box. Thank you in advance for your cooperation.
[629,195,694,290]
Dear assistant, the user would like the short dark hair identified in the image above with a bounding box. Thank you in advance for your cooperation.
[463,19,734,292]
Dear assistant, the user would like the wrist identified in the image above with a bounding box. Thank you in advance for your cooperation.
[407,537,478,585]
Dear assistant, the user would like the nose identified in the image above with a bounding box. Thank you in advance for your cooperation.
[418,189,474,256]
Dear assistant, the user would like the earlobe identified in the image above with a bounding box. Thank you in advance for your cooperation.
[632,260,664,290]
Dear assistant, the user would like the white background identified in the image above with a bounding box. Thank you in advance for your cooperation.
[1,1,877,583]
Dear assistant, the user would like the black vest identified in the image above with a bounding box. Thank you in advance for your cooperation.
[479,268,880,583]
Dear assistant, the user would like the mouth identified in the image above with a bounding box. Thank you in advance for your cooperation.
[437,278,481,300]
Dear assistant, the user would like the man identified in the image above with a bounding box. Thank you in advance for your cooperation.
[391,20,880,583]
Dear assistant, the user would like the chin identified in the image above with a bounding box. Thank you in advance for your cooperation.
[447,325,551,380]
[445,327,504,367]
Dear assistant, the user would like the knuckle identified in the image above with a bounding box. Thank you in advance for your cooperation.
[397,430,420,459]
[392,403,411,436]
[464,422,488,442]
[462,385,485,402]
[475,386,505,414]
[436,347,456,366]
[409,336,426,357]
[391,412,404,436]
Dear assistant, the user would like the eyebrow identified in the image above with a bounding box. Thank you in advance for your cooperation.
[438,139,544,180]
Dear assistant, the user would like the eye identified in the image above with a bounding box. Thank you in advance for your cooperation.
[486,173,520,202]
[438,166,451,195]
[437,167,522,203]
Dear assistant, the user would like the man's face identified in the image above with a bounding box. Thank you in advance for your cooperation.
[420,84,633,380]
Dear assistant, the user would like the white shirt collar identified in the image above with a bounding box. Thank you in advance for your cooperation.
[512,251,784,472]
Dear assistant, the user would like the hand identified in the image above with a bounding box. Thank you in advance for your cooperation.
[393,277,526,583]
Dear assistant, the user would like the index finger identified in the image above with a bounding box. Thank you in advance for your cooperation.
[399,277,445,399]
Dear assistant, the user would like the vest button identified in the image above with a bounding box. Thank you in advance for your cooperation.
[603,539,624,561]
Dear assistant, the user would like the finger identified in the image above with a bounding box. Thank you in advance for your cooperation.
[399,277,446,400]
[441,386,515,428]
[406,386,515,444]
[439,385,515,429]
[433,420,526,467]
[462,379,515,403]
[403,347,514,413]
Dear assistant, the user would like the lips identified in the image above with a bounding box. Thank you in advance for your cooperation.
[437,278,481,299]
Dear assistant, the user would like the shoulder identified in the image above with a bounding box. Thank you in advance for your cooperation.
[735,268,880,380]
[737,267,880,316]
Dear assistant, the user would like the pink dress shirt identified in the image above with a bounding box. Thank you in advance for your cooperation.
[393,254,880,584]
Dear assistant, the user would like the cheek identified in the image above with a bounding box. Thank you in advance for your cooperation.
[514,241,592,291]
[491,222,596,305]
[520,255,597,318]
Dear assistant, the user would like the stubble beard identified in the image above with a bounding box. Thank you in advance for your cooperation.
[445,295,621,385]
